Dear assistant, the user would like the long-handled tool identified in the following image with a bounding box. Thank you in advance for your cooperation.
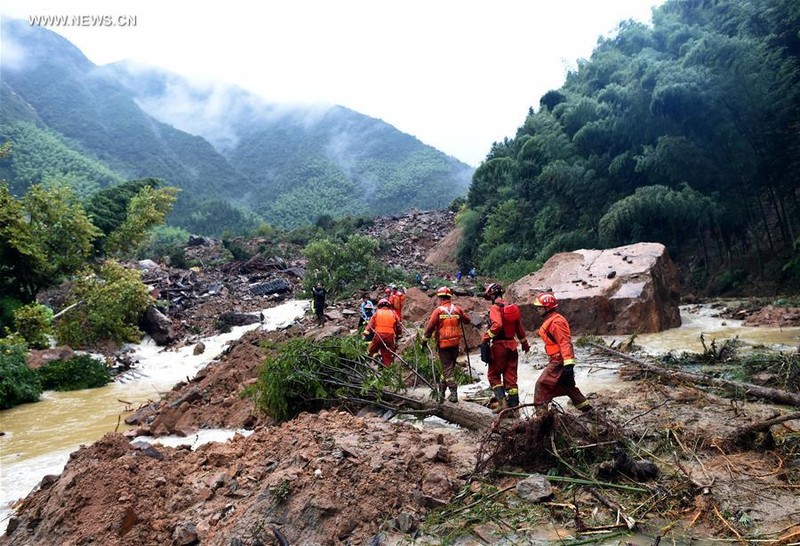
[460,322,474,381]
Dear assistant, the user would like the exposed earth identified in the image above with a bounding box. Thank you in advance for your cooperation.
[4,210,800,546]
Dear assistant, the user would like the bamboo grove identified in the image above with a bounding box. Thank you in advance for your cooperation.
[458,0,800,291]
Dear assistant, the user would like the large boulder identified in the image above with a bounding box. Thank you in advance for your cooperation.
[508,242,681,335]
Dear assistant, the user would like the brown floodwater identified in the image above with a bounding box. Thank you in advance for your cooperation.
[1,301,797,532]
[0,301,308,529]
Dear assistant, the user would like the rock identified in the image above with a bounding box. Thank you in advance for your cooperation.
[516,474,553,502]
[509,242,681,334]
[218,311,260,327]
[142,305,176,346]
[26,346,76,370]
[172,521,198,545]
[136,259,160,271]
[192,342,206,355]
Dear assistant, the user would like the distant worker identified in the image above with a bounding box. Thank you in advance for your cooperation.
[358,295,375,330]
[364,298,402,367]
[311,282,327,326]
[482,283,530,413]
[422,286,472,403]
[388,284,406,322]
[532,292,591,412]
[468,267,477,280]
[455,270,463,284]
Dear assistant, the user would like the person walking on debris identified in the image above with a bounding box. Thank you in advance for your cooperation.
[482,283,530,413]
[358,295,375,330]
[532,292,592,413]
[311,282,327,326]
[363,298,402,367]
[388,284,406,322]
[422,286,472,403]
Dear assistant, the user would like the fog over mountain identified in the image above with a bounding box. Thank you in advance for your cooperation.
[1,17,474,231]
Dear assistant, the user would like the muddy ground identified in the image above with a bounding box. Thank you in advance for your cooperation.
[3,210,800,546]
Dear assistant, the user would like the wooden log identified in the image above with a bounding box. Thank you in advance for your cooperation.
[391,387,494,432]
[589,343,800,407]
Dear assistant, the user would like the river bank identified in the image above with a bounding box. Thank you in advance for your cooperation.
[2,300,798,545]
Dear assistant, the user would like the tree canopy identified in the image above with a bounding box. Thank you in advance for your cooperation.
[458,0,800,289]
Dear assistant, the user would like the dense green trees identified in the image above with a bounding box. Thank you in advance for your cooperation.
[302,235,387,299]
[459,0,800,290]
[0,183,100,302]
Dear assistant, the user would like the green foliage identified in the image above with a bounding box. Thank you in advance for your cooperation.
[54,260,152,348]
[36,354,110,391]
[302,235,387,299]
[136,225,191,265]
[0,296,23,335]
[456,0,800,290]
[0,182,100,301]
[0,121,124,196]
[253,336,398,422]
[13,303,53,350]
[105,185,179,256]
[0,335,41,409]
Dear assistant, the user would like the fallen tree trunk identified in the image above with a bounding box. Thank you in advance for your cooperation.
[589,343,800,407]
[391,387,494,432]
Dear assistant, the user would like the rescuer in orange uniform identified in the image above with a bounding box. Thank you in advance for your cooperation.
[388,284,406,322]
[482,283,530,412]
[364,298,402,367]
[532,292,591,412]
[422,286,472,403]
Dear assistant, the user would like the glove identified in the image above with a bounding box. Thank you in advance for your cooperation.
[561,365,575,384]
[521,339,530,353]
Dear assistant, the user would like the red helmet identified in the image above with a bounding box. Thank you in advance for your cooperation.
[484,282,503,298]
[436,286,452,298]
[384,287,392,295]
[377,298,392,308]
[533,292,558,310]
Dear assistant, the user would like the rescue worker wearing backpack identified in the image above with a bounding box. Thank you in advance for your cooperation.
[363,298,402,367]
[482,283,530,413]
[422,287,472,403]
[532,292,591,412]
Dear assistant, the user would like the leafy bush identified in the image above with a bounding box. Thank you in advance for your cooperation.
[54,260,153,348]
[36,354,110,391]
[13,302,53,349]
[0,335,41,409]
[0,296,23,335]
[303,235,388,299]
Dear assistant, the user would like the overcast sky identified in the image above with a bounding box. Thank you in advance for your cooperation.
[1,0,663,166]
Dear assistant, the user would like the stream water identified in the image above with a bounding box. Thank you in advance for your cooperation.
[0,299,308,532]
[0,301,798,534]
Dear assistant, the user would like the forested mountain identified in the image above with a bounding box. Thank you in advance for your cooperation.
[459,0,800,292]
[105,61,473,227]
[0,18,473,233]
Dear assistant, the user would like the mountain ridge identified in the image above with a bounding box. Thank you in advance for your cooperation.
[0,17,474,233]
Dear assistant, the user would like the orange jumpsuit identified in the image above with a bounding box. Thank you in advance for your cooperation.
[365,307,402,367]
[423,302,471,390]
[482,298,528,404]
[389,291,406,321]
[533,311,590,410]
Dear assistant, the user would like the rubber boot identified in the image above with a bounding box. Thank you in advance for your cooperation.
[505,390,520,419]
[491,386,507,414]
[448,386,458,403]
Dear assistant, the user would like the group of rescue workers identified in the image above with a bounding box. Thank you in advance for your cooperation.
[354,281,591,415]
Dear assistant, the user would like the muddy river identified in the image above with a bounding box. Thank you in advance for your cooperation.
[1,302,798,532]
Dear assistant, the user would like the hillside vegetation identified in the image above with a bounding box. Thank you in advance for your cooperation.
[0,18,472,234]
[458,0,800,294]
